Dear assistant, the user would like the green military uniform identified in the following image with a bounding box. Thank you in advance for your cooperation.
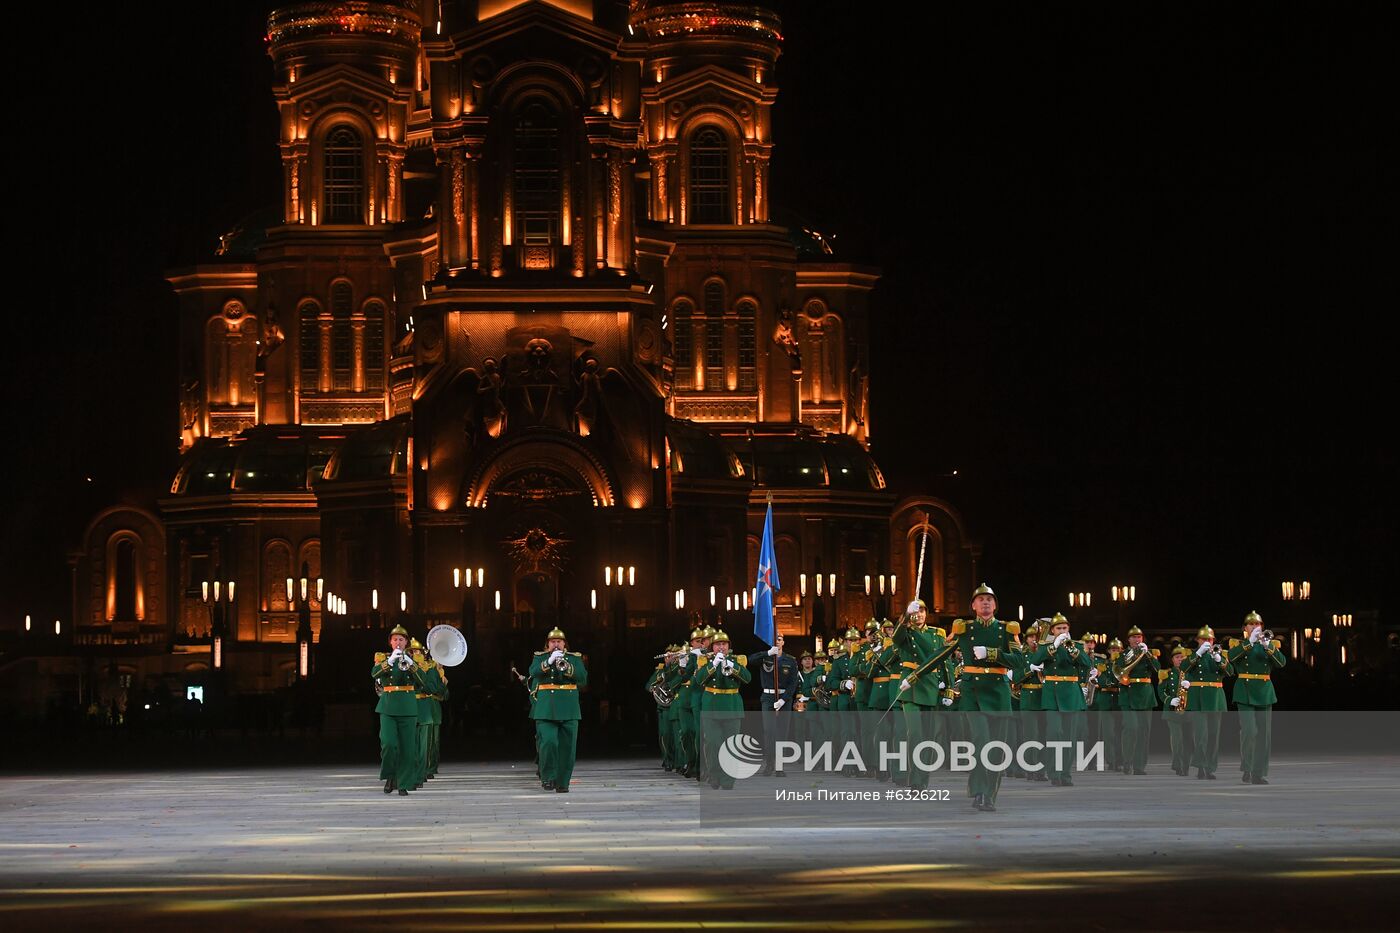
[664,628,707,779]
[1114,628,1160,775]
[1159,647,1192,775]
[648,653,674,770]
[794,652,821,747]
[827,631,861,759]
[892,605,949,789]
[1088,643,1122,772]
[693,632,751,789]
[528,627,589,793]
[1029,615,1091,786]
[1017,625,1047,781]
[372,624,425,795]
[412,641,447,786]
[852,621,880,771]
[1181,626,1232,778]
[1228,612,1286,784]
[688,625,716,783]
[946,585,1023,810]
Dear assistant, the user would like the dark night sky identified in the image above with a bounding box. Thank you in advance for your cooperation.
[5,1,1395,631]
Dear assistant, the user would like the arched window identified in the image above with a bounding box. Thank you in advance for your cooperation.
[513,101,562,246]
[331,282,353,391]
[114,539,137,621]
[689,127,731,224]
[298,301,321,394]
[672,299,695,390]
[363,301,385,390]
[323,126,365,224]
[737,300,757,392]
[703,281,725,391]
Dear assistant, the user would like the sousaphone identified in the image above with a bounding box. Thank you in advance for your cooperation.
[426,624,469,667]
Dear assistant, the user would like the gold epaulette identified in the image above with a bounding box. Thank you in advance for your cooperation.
[1158,670,1170,682]
[1151,648,1161,658]
[934,627,947,639]
[568,651,582,657]
[534,650,547,655]
[1005,621,1020,636]
[882,637,894,648]
[1095,662,1106,672]
[1270,639,1281,650]
[736,654,747,667]
[951,619,967,636]
[1229,638,1241,648]
[698,656,709,667]
[374,652,387,663]
[655,663,664,670]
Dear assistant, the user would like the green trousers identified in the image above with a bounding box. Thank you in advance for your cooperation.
[416,722,432,784]
[1190,711,1222,773]
[429,722,440,775]
[673,703,694,773]
[966,711,1009,802]
[900,703,937,788]
[1020,710,1043,773]
[705,715,743,789]
[1238,704,1273,778]
[1043,711,1079,781]
[1165,717,1191,772]
[1121,711,1153,771]
[658,708,674,768]
[378,713,419,791]
[536,719,579,789]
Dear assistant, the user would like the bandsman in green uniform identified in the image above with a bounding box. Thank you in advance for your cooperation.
[809,648,832,745]
[1114,625,1160,775]
[410,638,448,786]
[666,626,708,779]
[1017,621,1047,781]
[891,600,950,789]
[692,629,751,790]
[1094,637,1124,772]
[867,619,904,781]
[1159,646,1193,775]
[528,626,588,793]
[372,624,425,796]
[1228,611,1286,784]
[1181,625,1231,779]
[794,650,820,747]
[943,584,1023,811]
[688,624,716,783]
[826,628,862,764]
[648,646,677,771]
[1028,613,1092,786]
[852,620,880,771]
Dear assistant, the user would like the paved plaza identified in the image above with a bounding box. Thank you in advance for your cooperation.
[2,755,1398,931]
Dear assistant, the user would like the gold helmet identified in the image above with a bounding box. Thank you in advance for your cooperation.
[690,627,707,641]
[799,649,813,660]
[814,649,828,660]
[1196,625,1215,640]
[1172,646,1190,659]
[881,617,895,630]
[546,626,567,642]
[1126,625,1144,638]
[1049,612,1069,631]
[1107,638,1124,651]
[701,625,716,639]
[409,637,423,650]
[971,583,996,601]
[1244,610,1263,625]
[389,624,410,638]
[865,619,880,633]
[843,627,861,640]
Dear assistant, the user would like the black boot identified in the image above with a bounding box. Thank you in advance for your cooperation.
[397,788,408,796]
[1206,771,1217,780]
[1196,768,1206,779]
[1241,771,1252,784]
[978,798,997,812]
[1250,776,1269,785]
[555,785,569,793]
[384,779,395,794]
[542,780,555,791]
[972,793,984,809]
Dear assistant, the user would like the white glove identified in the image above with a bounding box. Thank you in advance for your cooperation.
[941,697,954,707]
[690,647,703,655]
[938,681,947,689]
[1170,697,1181,708]
[1005,669,1015,680]
[817,675,826,684]
[549,649,565,664]
[724,660,736,675]
[1088,668,1099,681]
[1181,680,1192,690]
[1211,651,1223,664]
[772,698,785,711]
[387,648,402,662]
[1054,633,1070,647]
[796,695,808,703]
[1028,664,1044,673]
[1196,643,1211,657]
[767,645,781,656]
[973,645,988,660]
[843,679,854,692]
[678,654,689,668]
[403,655,417,668]
[900,678,912,691]
[1249,628,1263,644]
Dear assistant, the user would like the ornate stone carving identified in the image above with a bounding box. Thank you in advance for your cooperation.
[503,525,570,575]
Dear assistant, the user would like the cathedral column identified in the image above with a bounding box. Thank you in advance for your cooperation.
[351,315,366,392]
[318,315,333,393]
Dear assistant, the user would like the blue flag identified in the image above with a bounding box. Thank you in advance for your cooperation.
[754,501,779,646]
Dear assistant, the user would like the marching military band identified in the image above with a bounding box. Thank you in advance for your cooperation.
[368,585,1286,804]
[639,590,1286,807]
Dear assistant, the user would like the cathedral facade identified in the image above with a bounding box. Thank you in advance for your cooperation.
[67,1,975,710]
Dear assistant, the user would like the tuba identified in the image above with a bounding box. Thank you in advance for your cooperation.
[649,678,675,708]
[1117,643,1151,676]
[812,679,833,709]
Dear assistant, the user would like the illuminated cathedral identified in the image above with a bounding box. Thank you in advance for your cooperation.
[69,1,975,707]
